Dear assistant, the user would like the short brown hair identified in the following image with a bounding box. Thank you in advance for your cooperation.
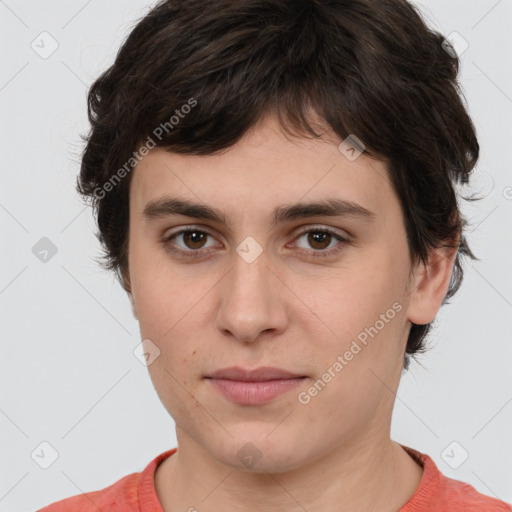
[77,0,480,359]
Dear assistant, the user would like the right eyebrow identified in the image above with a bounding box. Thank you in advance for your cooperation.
[142,197,227,224]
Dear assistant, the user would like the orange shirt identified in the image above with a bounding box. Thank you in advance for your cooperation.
[38,444,511,511]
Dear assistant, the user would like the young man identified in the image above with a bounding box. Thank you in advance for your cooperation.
[40,0,511,510]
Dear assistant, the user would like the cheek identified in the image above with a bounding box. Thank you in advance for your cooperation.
[304,257,407,377]
[312,266,401,333]
[144,330,204,421]
[147,358,200,430]
[130,257,204,340]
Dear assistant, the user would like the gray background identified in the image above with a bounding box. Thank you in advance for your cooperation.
[0,1,511,510]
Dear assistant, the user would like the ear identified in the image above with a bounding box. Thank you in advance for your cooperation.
[122,268,138,320]
[405,243,458,325]
[127,291,138,320]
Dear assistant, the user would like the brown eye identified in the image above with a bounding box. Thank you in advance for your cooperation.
[181,231,208,250]
[162,228,218,258]
[293,227,349,258]
[306,231,333,250]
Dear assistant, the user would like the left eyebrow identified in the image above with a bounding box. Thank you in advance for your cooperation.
[141,196,376,226]
[272,198,376,226]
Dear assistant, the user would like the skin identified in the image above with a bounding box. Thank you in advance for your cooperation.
[124,114,457,511]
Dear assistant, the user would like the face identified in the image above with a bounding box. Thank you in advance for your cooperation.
[125,115,448,473]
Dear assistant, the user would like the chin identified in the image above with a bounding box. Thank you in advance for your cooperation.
[207,434,305,474]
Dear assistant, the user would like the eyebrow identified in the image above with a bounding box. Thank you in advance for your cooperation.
[142,197,376,226]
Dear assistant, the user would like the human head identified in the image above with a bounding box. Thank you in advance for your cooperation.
[78,0,479,362]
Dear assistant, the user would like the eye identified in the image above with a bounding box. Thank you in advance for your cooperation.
[162,227,218,258]
[292,227,349,257]
[162,225,350,260]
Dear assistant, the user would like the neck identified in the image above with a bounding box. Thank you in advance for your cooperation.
[155,428,423,512]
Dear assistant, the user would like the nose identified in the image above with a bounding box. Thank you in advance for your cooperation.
[215,245,288,344]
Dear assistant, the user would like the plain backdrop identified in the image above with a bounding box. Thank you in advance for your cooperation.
[0,1,511,510]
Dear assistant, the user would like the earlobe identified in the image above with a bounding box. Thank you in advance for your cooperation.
[405,245,457,325]
[122,270,138,319]
[127,291,138,319]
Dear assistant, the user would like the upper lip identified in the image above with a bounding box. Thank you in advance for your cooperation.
[207,366,305,381]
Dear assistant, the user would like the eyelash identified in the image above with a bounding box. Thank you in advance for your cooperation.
[162,226,349,260]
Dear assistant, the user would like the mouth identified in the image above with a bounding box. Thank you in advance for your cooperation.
[205,366,305,381]
[205,366,307,405]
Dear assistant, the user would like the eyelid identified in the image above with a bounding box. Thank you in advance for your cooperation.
[162,224,350,258]
[292,224,351,240]
[164,223,350,241]
[289,225,350,256]
[162,225,220,248]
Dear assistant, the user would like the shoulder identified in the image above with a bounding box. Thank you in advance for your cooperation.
[37,448,177,512]
[399,444,511,512]
[437,473,512,511]
[38,472,140,512]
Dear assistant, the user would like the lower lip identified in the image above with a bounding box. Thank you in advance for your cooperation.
[207,377,305,405]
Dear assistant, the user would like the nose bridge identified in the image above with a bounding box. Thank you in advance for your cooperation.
[216,240,286,341]
[233,244,267,296]
[226,242,271,312]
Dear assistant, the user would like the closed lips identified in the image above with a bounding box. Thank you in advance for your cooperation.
[206,366,306,381]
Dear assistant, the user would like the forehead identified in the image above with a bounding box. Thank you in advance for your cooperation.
[129,117,396,225]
